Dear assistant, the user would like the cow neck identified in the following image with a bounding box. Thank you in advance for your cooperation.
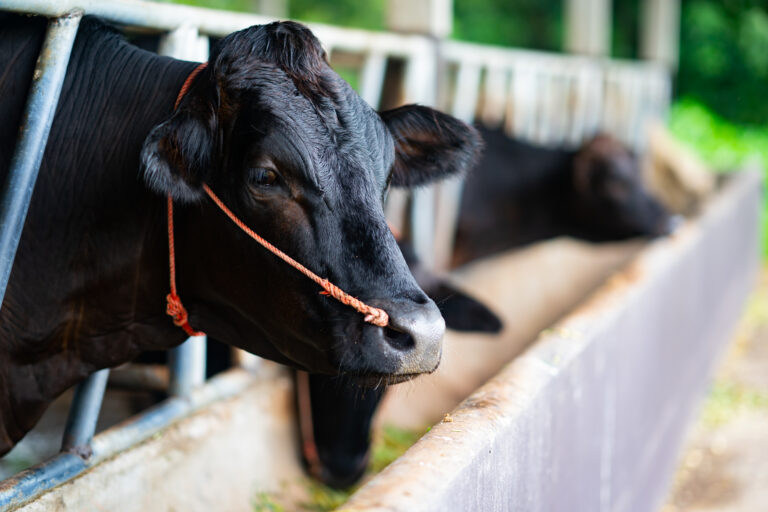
[166,63,390,336]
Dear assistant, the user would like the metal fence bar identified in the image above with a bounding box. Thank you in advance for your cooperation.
[60,369,110,457]
[0,10,82,309]
[0,0,431,59]
[159,25,211,395]
[0,454,86,511]
[108,364,170,391]
[169,335,207,396]
[441,39,670,154]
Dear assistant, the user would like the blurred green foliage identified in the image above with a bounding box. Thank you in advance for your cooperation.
[288,0,384,30]
[612,0,641,59]
[162,0,253,12]
[669,98,768,254]
[678,0,768,126]
[453,0,563,50]
[669,98,768,171]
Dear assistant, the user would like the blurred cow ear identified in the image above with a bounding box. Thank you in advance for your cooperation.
[430,281,503,333]
[141,73,217,203]
[381,105,482,187]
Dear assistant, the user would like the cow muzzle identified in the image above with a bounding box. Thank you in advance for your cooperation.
[352,296,444,383]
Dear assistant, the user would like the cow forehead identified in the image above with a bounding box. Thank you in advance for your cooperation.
[232,66,394,192]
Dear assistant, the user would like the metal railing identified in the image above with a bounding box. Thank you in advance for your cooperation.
[0,1,671,509]
[429,40,671,268]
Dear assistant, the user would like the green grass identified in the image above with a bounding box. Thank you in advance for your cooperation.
[369,425,425,473]
[668,98,768,255]
[297,480,353,512]
[251,425,425,512]
[702,284,768,427]
[703,381,768,427]
[252,492,286,512]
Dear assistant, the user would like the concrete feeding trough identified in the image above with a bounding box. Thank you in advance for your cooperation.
[341,168,762,512]
[6,169,760,512]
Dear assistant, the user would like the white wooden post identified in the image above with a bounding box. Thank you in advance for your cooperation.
[386,0,453,37]
[641,0,680,69]
[432,61,482,270]
[565,0,612,57]
[254,0,287,17]
[386,0,451,268]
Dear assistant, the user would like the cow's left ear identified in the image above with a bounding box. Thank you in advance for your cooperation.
[140,75,218,203]
[381,105,482,187]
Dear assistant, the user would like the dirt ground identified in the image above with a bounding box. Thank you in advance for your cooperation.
[663,268,768,512]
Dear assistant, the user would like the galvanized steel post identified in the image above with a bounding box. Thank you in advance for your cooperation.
[61,369,110,457]
[0,10,83,309]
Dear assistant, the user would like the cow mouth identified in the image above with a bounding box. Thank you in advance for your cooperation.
[350,371,427,388]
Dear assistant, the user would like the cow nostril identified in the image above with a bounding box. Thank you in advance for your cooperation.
[382,326,415,351]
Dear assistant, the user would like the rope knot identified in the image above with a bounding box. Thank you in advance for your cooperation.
[166,293,188,326]
[166,293,202,337]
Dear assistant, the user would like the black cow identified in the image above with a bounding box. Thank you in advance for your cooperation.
[0,15,480,456]
[452,126,673,267]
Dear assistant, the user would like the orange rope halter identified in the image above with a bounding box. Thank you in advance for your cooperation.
[165,63,389,335]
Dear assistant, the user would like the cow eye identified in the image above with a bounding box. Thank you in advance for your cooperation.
[249,167,277,187]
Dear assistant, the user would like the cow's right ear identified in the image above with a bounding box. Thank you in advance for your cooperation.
[381,105,482,187]
[140,80,218,203]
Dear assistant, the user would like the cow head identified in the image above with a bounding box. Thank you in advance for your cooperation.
[140,22,481,382]
[569,135,673,241]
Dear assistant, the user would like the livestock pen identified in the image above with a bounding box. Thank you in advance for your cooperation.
[0,1,760,511]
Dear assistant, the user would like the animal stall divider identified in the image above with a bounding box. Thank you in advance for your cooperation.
[0,1,672,509]
[0,9,82,308]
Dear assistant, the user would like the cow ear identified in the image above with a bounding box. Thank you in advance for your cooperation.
[381,105,482,187]
[430,282,503,333]
[140,80,217,203]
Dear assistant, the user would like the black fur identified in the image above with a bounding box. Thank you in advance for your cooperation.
[453,127,672,266]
